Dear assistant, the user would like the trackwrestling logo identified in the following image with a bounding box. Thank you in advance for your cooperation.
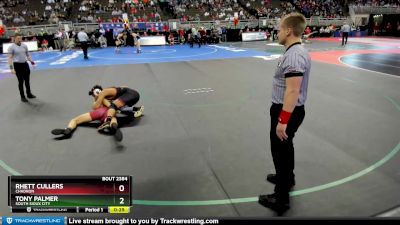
[1,217,65,225]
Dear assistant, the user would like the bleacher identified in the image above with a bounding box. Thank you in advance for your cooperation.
[92,0,167,23]
[238,0,295,19]
[0,0,349,27]
[1,0,169,26]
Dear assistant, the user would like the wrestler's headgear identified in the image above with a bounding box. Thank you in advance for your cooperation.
[89,85,103,97]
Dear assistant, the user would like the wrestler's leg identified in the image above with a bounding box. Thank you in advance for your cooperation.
[52,113,92,137]
[108,99,125,118]
[98,99,125,130]
[67,113,93,129]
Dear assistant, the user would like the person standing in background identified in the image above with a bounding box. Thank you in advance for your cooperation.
[373,22,380,36]
[77,28,89,59]
[60,28,69,51]
[397,21,400,37]
[0,24,5,38]
[386,22,392,36]
[222,26,227,42]
[57,28,68,52]
[273,22,279,41]
[7,33,36,102]
[319,26,325,37]
[341,22,351,46]
[54,31,61,50]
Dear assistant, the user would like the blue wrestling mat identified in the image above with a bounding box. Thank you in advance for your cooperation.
[0,44,275,76]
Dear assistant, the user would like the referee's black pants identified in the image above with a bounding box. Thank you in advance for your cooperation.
[14,62,32,98]
[80,41,88,58]
[270,103,305,202]
[342,32,349,45]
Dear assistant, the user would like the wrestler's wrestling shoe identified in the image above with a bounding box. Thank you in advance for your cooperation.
[98,121,111,132]
[51,128,74,138]
[134,106,144,118]
[97,121,122,141]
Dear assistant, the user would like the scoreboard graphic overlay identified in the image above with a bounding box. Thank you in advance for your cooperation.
[8,176,132,213]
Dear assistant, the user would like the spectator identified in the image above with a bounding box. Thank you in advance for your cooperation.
[221,26,227,42]
[87,14,94,23]
[99,35,107,48]
[397,21,400,37]
[304,26,311,35]
[324,26,331,37]
[41,39,49,51]
[386,22,392,35]
[0,25,5,38]
[155,12,161,19]
[294,0,344,18]
[168,33,175,45]
[273,22,279,40]
[373,22,380,36]
[45,5,52,11]
[319,26,325,36]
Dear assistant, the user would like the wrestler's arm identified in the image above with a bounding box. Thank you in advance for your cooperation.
[102,99,111,107]
[93,88,117,109]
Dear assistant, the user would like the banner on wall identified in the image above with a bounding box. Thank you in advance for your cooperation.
[242,32,268,42]
[101,23,166,32]
[3,41,38,53]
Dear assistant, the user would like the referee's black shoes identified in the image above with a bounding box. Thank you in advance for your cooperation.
[258,193,290,215]
[266,174,296,188]
[27,93,36,99]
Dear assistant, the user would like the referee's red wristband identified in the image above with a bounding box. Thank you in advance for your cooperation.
[279,110,292,124]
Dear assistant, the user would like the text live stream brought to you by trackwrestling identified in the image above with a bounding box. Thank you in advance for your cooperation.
[1,217,221,225]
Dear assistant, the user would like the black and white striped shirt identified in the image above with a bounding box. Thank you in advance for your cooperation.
[272,42,311,106]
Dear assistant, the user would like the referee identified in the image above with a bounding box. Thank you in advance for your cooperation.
[78,28,89,59]
[7,33,36,102]
[341,22,351,46]
[259,13,311,214]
